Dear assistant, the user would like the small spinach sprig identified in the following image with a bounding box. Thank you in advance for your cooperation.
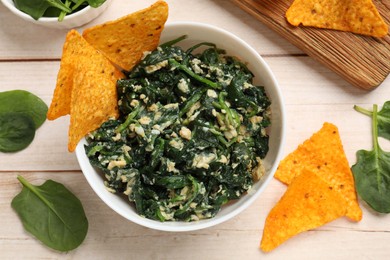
[351,101,390,213]
[12,176,89,252]
[13,0,106,21]
[354,101,390,140]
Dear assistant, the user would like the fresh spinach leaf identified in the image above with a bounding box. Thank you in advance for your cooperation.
[0,112,35,153]
[0,90,47,153]
[13,0,72,20]
[352,104,390,213]
[13,0,106,21]
[354,101,390,140]
[0,90,48,129]
[11,176,88,252]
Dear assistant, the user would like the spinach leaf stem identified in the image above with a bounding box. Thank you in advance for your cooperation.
[49,0,72,13]
[217,93,240,129]
[115,105,140,133]
[168,59,221,89]
[86,144,104,157]
[72,0,85,11]
[179,90,204,117]
[160,35,188,48]
[354,105,373,116]
[58,0,72,22]
[372,104,382,195]
[372,104,379,154]
[218,92,235,128]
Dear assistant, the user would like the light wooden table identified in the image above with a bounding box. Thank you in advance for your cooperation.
[1,0,390,259]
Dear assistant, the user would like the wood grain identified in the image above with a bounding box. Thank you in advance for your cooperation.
[232,0,390,90]
[1,0,390,258]
[2,172,390,259]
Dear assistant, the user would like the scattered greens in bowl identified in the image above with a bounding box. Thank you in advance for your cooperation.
[13,0,107,21]
[85,37,271,222]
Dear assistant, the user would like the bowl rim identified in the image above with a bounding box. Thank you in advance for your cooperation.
[1,0,105,22]
[76,21,286,232]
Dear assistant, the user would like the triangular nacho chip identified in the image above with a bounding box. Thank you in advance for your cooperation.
[67,31,123,152]
[286,0,388,37]
[47,30,123,121]
[68,72,119,152]
[82,0,168,71]
[260,170,347,252]
[275,122,362,221]
[47,30,83,120]
[47,30,123,152]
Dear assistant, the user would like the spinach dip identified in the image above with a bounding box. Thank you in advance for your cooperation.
[85,37,271,222]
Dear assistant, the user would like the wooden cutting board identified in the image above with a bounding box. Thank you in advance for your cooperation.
[233,0,390,90]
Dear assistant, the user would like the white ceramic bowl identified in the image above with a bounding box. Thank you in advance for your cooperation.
[76,22,285,232]
[1,0,112,29]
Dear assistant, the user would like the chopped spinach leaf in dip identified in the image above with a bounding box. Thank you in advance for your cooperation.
[85,37,271,222]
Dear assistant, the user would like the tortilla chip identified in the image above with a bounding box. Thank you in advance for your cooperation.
[51,30,123,152]
[47,30,124,121]
[47,30,83,120]
[275,122,362,222]
[68,72,119,152]
[260,169,347,252]
[82,0,168,71]
[286,0,388,37]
